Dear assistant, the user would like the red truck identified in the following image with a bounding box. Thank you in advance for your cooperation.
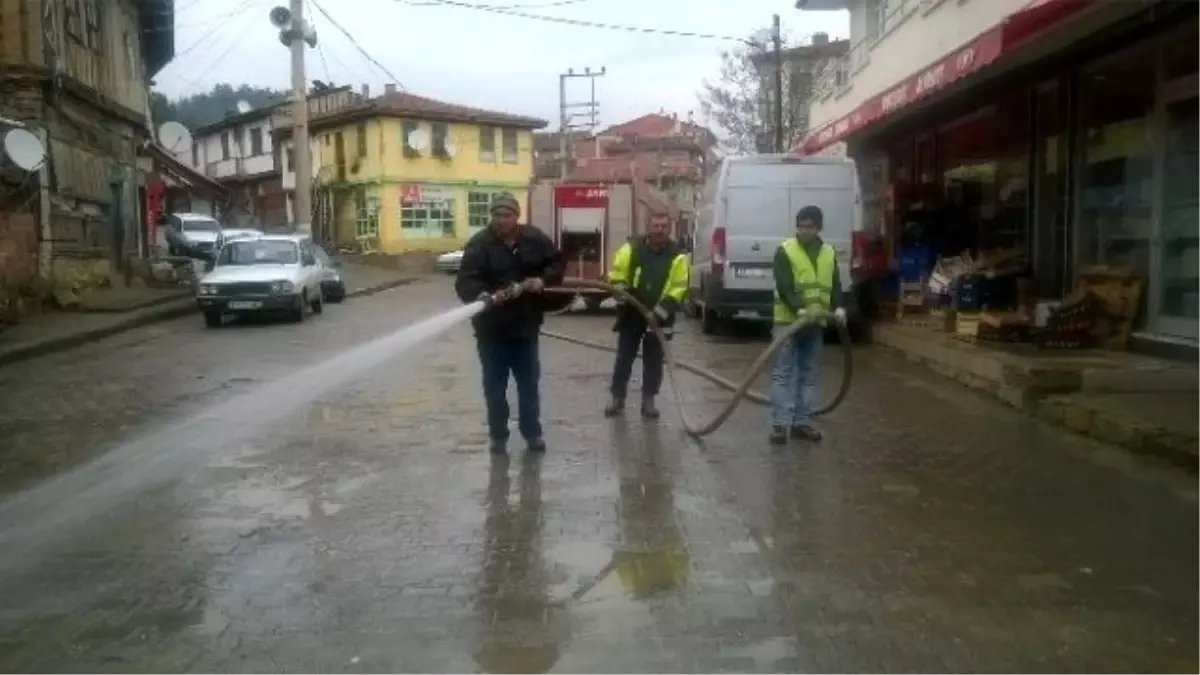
[530,180,679,309]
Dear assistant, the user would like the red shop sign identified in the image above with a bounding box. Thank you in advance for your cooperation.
[798,26,1006,155]
[400,184,422,203]
[554,184,609,209]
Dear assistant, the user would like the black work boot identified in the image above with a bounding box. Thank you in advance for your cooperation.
[769,425,788,445]
[604,396,624,418]
[526,437,547,453]
[641,396,660,419]
[489,438,508,454]
[791,424,823,442]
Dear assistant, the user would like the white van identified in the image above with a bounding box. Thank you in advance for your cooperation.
[687,154,863,334]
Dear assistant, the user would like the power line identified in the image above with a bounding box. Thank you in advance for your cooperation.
[169,0,264,58]
[404,0,589,7]
[179,11,259,89]
[309,0,406,91]
[411,0,746,42]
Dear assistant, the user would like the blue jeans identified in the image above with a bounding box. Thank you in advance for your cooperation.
[770,324,823,427]
[477,336,542,442]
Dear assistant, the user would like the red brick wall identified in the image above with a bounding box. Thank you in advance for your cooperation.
[0,212,38,289]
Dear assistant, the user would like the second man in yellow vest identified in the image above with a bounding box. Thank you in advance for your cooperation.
[770,205,847,444]
[604,211,690,419]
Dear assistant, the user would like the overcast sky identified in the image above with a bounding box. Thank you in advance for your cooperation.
[155,0,848,131]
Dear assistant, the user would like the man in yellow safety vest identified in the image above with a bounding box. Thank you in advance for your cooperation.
[770,205,847,444]
[604,211,690,419]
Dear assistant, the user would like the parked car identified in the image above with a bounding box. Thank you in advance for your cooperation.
[688,154,865,336]
[436,249,464,274]
[164,213,222,259]
[312,245,347,303]
[196,234,327,327]
[217,227,265,247]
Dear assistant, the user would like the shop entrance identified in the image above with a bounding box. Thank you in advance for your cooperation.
[1149,71,1198,339]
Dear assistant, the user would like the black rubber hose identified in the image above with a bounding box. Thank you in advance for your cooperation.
[540,280,853,438]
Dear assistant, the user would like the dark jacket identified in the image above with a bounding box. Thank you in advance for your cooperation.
[772,235,843,312]
[455,225,564,339]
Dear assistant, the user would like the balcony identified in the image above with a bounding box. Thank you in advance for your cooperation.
[204,155,277,180]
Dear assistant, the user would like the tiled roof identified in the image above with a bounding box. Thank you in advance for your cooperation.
[601,113,710,138]
[307,91,548,130]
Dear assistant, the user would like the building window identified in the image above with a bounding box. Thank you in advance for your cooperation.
[479,126,496,162]
[467,190,513,234]
[353,187,379,238]
[401,198,456,239]
[285,147,294,172]
[501,128,518,163]
[432,123,449,159]
[324,134,331,146]
[191,142,199,167]
[1075,52,1156,281]
[249,128,263,156]
[402,120,421,158]
[356,122,368,158]
[66,0,101,49]
[334,132,345,180]
[220,132,231,160]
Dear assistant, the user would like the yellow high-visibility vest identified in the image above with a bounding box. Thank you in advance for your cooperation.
[773,238,835,324]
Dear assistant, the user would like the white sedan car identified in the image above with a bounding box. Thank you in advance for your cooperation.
[196,234,328,327]
[436,249,464,274]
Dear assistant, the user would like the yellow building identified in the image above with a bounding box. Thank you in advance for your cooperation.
[280,89,546,254]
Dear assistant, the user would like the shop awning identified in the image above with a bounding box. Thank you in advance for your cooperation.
[796,0,1095,155]
[147,142,230,198]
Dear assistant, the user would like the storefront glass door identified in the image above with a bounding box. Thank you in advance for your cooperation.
[1150,77,1198,339]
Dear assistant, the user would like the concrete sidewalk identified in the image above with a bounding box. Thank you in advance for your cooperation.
[872,321,1198,471]
[0,263,418,368]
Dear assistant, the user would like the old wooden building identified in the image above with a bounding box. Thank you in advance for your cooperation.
[0,0,175,297]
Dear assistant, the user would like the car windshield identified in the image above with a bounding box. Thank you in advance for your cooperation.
[217,240,298,266]
[181,218,219,232]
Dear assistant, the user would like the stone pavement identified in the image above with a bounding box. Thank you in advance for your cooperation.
[873,321,1198,468]
[0,278,1194,673]
[0,262,416,368]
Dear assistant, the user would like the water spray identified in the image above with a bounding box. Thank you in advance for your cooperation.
[538,280,853,439]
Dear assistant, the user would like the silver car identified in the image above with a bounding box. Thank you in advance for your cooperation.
[196,234,328,327]
[165,213,222,258]
[436,249,464,274]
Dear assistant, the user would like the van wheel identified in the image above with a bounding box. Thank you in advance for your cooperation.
[700,307,720,335]
[682,296,699,319]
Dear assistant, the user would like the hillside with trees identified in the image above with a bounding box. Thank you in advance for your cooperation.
[151,83,287,131]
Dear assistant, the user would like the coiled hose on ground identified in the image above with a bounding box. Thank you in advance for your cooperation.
[539,280,854,438]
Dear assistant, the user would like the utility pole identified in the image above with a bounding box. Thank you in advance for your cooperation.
[558,67,606,180]
[289,0,312,232]
[271,1,316,232]
[772,13,784,154]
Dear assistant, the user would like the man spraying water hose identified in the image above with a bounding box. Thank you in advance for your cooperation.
[603,211,690,420]
[770,205,847,445]
[455,195,564,454]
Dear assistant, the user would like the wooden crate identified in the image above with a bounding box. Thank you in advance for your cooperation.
[954,312,982,342]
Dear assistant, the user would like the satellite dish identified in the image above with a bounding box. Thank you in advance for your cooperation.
[235,100,252,114]
[407,128,430,152]
[269,6,291,28]
[157,121,192,153]
[443,140,457,158]
[2,127,46,171]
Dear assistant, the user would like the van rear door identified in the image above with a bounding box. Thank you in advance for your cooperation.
[722,164,793,294]
[786,161,857,292]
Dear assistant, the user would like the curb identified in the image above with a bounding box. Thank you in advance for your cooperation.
[0,276,417,368]
[0,300,197,368]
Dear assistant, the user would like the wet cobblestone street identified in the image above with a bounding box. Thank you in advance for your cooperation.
[0,278,1195,673]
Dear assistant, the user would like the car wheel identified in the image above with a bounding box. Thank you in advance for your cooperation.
[203,310,222,328]
[289,292,307,323]
[327,282,346,303]
[700,306,720,335]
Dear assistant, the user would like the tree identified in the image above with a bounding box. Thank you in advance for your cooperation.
[698,28,809,156]
[150,83,289,131]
